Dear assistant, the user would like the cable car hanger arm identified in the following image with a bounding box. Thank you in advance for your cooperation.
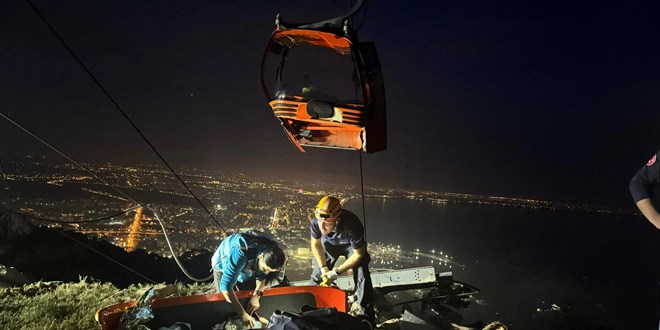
[276,0,365,31]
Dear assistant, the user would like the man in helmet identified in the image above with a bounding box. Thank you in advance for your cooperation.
[309,196,374,322]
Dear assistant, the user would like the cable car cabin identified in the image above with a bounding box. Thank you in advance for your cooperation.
[96,286,347,329]
[261,19,386,153]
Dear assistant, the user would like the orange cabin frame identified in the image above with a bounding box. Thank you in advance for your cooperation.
[96,286,347,329]
[261,28,386,153]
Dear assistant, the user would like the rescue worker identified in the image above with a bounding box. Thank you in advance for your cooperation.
[211,231,285,327]
[629,150,660,329]
[629,149,660,230]
[309,196,374,322]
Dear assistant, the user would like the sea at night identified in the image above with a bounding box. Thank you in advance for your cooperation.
[344,197,660,329]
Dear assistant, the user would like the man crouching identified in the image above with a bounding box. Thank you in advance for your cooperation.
[212,231,285,327]
[309,196,374,323]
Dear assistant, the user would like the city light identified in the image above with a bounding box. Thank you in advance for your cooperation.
[3,156,615,279]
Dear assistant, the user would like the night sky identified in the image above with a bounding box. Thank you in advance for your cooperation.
[2,0,659,207]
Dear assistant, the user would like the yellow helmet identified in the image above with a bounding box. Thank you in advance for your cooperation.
[315,196,342,221]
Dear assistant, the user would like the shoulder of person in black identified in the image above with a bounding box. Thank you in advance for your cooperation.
[337,209,363,233]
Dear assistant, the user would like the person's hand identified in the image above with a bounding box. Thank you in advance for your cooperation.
[321,266,330,276]
[246,295,261,314]
[325,269,338,281]
[241,312,255,328]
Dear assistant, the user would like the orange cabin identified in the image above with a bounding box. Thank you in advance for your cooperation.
[96,286,347,329]
[261,25,386,153]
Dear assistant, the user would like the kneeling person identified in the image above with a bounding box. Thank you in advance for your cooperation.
[212,231,285,327]
[309,196,374,321]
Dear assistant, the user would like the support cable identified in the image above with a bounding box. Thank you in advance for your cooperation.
[51,227,157,284]
[353,30,368,241]
[346,0,367,31]
[353,0,368,31]
[10,205,141,225]
[2,113,138,206]
[24,0,228,237]
[4,205,212,282]
[151,208,213,282]
[359,151,367,242]
[0,112,209,249]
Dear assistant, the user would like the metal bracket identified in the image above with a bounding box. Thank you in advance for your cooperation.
[290,266,440,291]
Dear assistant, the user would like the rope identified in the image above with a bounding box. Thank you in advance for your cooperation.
[24,0,228,237]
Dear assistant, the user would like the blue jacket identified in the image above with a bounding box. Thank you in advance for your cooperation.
[211,232,272,291]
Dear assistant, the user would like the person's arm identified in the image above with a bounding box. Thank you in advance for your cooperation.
[219,247,254,327]
[254,278,267,293]
[335,246,366,275]
[635,198,660,229]
[630,151,660,230]
[311,237,328,274]
[339,212,367,273]
[222,290,250,320]
[246,279,267,314]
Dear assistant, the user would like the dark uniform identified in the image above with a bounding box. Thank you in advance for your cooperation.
[310,209,374,319]
[629,149,660,203]
[629,149,660,329]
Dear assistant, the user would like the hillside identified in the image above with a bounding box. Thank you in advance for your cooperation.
[0,279,209,329]
[0,208,216,329]
[0,209,212,288]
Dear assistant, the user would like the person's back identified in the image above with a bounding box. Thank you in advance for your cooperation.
[210,231,286,328]
[212,234,247,272]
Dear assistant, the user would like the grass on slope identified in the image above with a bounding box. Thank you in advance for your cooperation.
[0,279,210,329]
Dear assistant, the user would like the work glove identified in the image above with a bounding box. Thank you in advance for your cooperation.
[321,266,330,276]
[325,269,339,281]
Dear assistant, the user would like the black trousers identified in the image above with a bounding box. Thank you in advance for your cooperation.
[310,240,374,319]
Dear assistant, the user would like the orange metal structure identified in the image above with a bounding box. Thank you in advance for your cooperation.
[261,6,386,153]
[96,286,347,329]
[269,98,366,152]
